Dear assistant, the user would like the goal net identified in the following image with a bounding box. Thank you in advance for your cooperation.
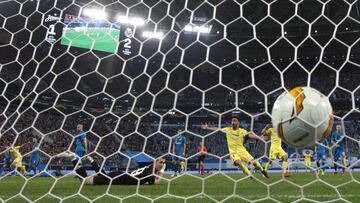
[0,0,359,202]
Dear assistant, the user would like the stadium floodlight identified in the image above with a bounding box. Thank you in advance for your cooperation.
[130,17,145,26]
[117,15,129,24]
[117,15,145,26]
[142,31,163,39]
[184,24,212,33]
[83,8,107,20]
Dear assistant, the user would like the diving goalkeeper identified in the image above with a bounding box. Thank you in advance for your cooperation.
[57,152,166,185]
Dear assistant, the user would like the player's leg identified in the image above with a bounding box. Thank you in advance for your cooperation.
[320,157,326,175]
[316,153,326,175]
[198,158,201,174]
[231,153,251,175]
[241,151,269,178]
[178,159,183,174]
[171,157,178,177]
[281,154,289,177]
[333,150,339,175]
[17,163,27,175]
[233,159,251,176]
[3,161,11,174]
[316,159,321,174]
[341,153,346,174]
[180,160,185,174]
[201,160,205,174]
[264,160,272,172]
[250,159,269,178]
[198,155,205,174]
[333,161,338,174]
[266,149,277,172]
[275,148,289,177]
[29,158,37,174]
[306,160,312,172]
[34,158,41,174]
[11,158,25,175]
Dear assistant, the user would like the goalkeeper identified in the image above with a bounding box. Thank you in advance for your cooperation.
[57,152,166,185]
[201,112,269,178]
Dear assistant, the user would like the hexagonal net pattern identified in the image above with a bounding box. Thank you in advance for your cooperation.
[0,0,359,202]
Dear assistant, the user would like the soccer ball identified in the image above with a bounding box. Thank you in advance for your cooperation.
[271,87,333,148]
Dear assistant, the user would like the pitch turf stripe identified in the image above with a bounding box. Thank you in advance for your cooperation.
[1,194,359,199]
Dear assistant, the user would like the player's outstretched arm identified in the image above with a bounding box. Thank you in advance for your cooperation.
[19,141,31,148]
[201,123,220,131]
[261,124,271,135]
[248,132,260,139]
[154,163,166,184]
[83,138,88,155]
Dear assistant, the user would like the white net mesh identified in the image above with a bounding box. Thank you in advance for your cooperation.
[0,0,360,202]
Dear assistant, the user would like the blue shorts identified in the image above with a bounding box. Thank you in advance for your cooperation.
[316,152,326,161]
[333,149,345,161]
[75,149,85,157]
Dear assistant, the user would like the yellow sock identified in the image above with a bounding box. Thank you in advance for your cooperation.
[18,166,26,174]
[239,165,251,175]
[254,162,264,171]
[342,157,347,167]
[265,162,271,171]
[282,161,288,174]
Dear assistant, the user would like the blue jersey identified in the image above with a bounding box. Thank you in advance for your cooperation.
[31,143,40,160]
[331,131,345,151]
[173,135,186,156]
[75,132,86,151]
[317,139,328,154]
[4,150,12,164]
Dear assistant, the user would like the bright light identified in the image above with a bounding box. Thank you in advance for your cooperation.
[184,24,212,33]
[117,15,129,24]
[184,25,194,32]
[142,31,163,39]
[83,8,107,20]
[131,17,145,26]
[117,15,145,26]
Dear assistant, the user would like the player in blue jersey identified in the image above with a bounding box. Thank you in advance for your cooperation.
[331,124,347,175]
[75,124,88,158]
[29,138,41,175]
[315,138,329,175]
[2,142,13,175]
[171,129,186,177]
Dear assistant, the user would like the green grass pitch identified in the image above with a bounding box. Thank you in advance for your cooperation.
[0,172,360,203]
[60,28,120,53]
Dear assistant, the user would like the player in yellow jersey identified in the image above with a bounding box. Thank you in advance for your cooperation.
[261,124,289,177]
[201,112,269,178]
[304,151,313,172]
[6,143,29,176]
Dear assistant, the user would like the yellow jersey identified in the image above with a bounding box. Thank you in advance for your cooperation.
[304,154,312,162]
[9,146,21,159]
[265,128,282,149]
[221,127,248,154]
